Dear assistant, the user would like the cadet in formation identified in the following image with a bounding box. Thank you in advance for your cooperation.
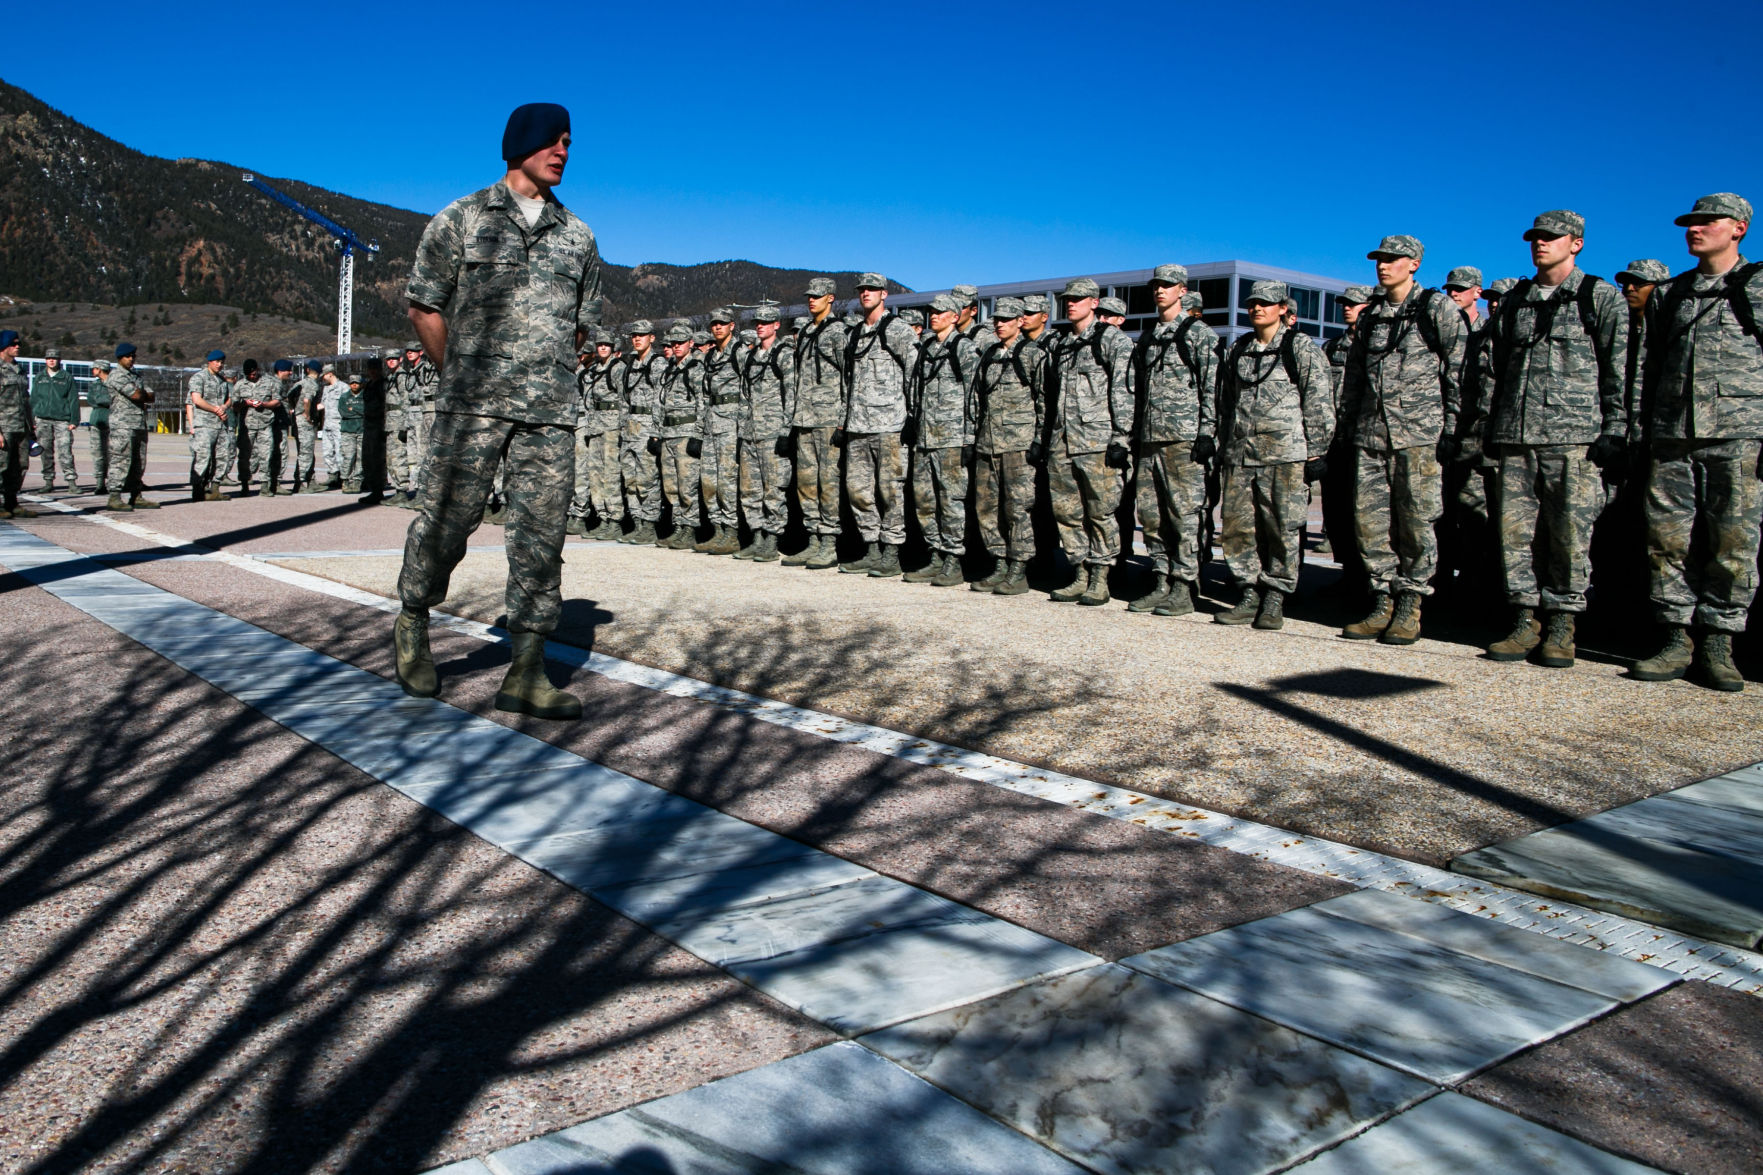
[87,357,112,495]
[655,322,704,549]
[617,320,664,545]
[0,330,28,517]
[785,277,849,569]
[734,304,793,560]
[235,358,284,494]
[837,275,918,578]
[697,307,745,554]
[292,359,323,492]
[968,296,1045,595]
[569,329,624,538]
[903,293,977,586]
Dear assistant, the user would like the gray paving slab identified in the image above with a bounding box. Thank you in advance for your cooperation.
[1121,906,1617,1083]
[485,1042,1087,1175]
[863,963,1431,1175]
[1668,772,1763,817]
[1310,889,1676,1002]
[1290,1091,1663,1174]
[424,1161,494,1175]
[410,766,709,843]
[506,809,825,892]
[273,704,484,745]
[595,854,877,925]
[1590,795,1763,862]
[313,724,564,785]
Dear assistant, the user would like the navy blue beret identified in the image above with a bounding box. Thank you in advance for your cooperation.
[241,358,259,374]
[273,359,293,373]
[502,102,570,162]
[115,342,136,358]
[305,359,323,373]
[206,349,226,362]
[0,330,18,349]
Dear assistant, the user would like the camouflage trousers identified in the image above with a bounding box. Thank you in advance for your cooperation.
[243,424,280,487]
[1136,440,1207,584]
[910,445,968,556]
[620,439,661,523]
[1221,461,1308,595]
[35,420,77,487]
[1495,443,1604,613]
[416,404,437,485]
[1049,440,1123,567]
[338,433,363,485]
[215,424,238,481]
[402,406,429,487]
[572,429,622,521]
[1645,437,1763,633]
[974,449,1036,561]
[398,413,573,634]
[88,422,109,491]
[190,426,227,482]
[794,425,843,536]
[845,431,905,545]
[385,420,409,491]
[294,419,316,485]
[739,437,790,534]
[106,427,147,496]
[1354,445,1442,597]
[0,431,24,505]
[322,422,341,477]
[699,427,739,529]
[661,437,700,531]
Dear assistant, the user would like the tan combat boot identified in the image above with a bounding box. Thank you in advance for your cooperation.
[931,554,965,587]
[1631,625,1692,682]
[903,554,941,583]
[394,608,439,698]
[970,557,1006,593]
[1050,565,1088,602]
[1378,591,1423,645]
[130,494,160,509]
[1342,593,1393,639]
[839,541,877,574]
[781,536,817,566]
[710,525,741,555]
[804,535,840,570]
[1129,575,1171,613]
[1697,632,1744,692]
[1486,607,1541,661]
[751,532,780,563]
[1214,586,1260,625]
[494,631,582,720]
[1253,589,1285,630]
[868,543,902,578]
[1077,564,1111,606]
[1536,612,1576,668]
[1155,580,1195,616]
[994,559,1030,596]
[106,493,132,511]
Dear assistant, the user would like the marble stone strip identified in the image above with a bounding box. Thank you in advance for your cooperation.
[29,499,1763,994]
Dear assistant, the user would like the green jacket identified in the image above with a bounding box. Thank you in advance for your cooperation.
[338,387,365,434]
[87,372,111,424]
[31,368,80,422]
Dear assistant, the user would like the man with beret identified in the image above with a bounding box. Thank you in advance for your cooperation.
[1631,193,1761,690]
[902,293,979,585]
[187,349,232,501]
[735,304,795,561]
[292,360,324,492]
[616,320,664,543]
[695,307,746,555]
[0,331,28,517]
[235,358,284,495]
[786,277,850,568]
[838,274,919,577]
[655,323,705,549]
[1045,277,1137,606]
[1477,211,1629,668]
[1338,234,1467,644]
[569,329,624,537]
[394,102,603,720]
[970,296,1046,595]
[1127,265,1219,616]
[86,358,112,494]
[30,349,81,491]
[103,343,157,511]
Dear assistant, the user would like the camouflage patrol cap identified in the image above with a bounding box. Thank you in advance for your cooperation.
[1368,235,1424,261]
[91,357,110,370]
[589,328,614,345]
[1339,285,1374,305]
[691,330,713,346]
[1443,266,1483,290]
[1061,277,1102,299]
[348,372,362,385]
[709,306,737,324]
[1615,259,1671,285]
[856,273,889,290]
[662,323,692,344]
[1674,192,1753,226]
[1151,264,1190,286]
[740,329,757,345]
[1246,280,1289,305]
[1098,296,1128,317]
[44,347,60,359]
[223,367,240,379]
[993,296,1026,319]
[898,307,926,327]
[403,340,422,352]
[791,316,809,329]
[951,284,979,306]
[382,347,401,360]
[928,293,963,314]
[321,363,336,375]
[752,304,782,323]
[1023,294,1050,314]
[1523,210,1585,241]
[628,319,656,337]
[1486,278,1519,297]
[1180,291,1204,311]
[805,277,837,297]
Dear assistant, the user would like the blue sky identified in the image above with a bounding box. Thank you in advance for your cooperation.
[7,1,1760,290]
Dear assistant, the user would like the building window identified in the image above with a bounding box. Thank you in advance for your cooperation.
[1123,284,1156,316]
[1290,286,1321,321]
[1196,278,1231,317]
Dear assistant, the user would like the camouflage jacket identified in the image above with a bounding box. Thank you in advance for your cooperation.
[410,358,439,403]
[1479,268,1629,446]
[1642,256,1763,441]
[1341,284,1467,452]
[657,353,704,439]
[0,359,26,433]
[236,374,282,429]
[188,367,231,430]
[843,313,919,434]
[790,315,849,427]
[321,378,343,425]
[1134,315,1219,444]
[973,336,1047,456]
[1622,300,1655,443]
[1217,326,1335,466]
[30,368,78,422]
[105,367,150,431]
[620,350,665,444]
[740,339,795,442]
[383,367,406,414]
[293,375,321,421]
[909,329,978,449]
[405,180,604,426]
[701,338,748,433]
[87,371,111,425]
[578,357,624,435]
[1048,321,1136,454]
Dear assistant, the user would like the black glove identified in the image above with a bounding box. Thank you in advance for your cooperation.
[686,437,703,459]
[1304,456,1329,483]
[961,444,974,464]
[1436,435,1461,464]
[1026,441,1045,466]
[1105,441,1131,470]
[646,436,661,457]
[900,421,917,448]
[831,428,848,448]
[1190,434,1216,463]
[1587,434,1628,479]
[774,435,794,458]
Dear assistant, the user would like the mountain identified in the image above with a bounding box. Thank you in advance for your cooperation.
[0,79,907,348]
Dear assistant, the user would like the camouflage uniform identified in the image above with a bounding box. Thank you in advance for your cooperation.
[321,374,344,480]
[1047,317,1137,567]
[397,179,603,636]
[658,335,704,534]
[620,343,665,526]
[739,326,795,538]
[1133,309,1219,589]
[236,372,284,490]
[188,366,232,487]
[292,370,321,487]
[410,352,439,476]
[908,322,978,558]
[842,307,918,546]
[700,324,747,534]
[1340,268,1467,597]
[973,327,1047,563]
[1217,324,1335,595]
[791,306,850,539]
[572,348,624,525]
[0,357,26,508]
[1321,291,1369,587]
[1479,265,1629,613]
[104,363,152,497]
[29,363,80,488]
[385,359,421,491]
[87,362,111,490]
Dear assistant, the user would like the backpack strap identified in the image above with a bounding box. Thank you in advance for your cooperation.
[1725,261,1763,345]
[844,312,908,375]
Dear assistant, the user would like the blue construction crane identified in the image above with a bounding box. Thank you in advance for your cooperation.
[241,173,380,354]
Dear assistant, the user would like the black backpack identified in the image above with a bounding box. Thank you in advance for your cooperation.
[844,312,913,378]
[1654,260,1763,350]
[1133,316,1203,389]
[1225,327,1306,390]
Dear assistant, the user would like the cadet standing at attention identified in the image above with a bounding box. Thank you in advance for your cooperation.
[570,329,625,538]
[656,322,705,549]
[394,103,603,719]
[0,330,27,517]
[697,307,746,554]
[735,304,794,561]
[838,274,919,578]
[236,359,284,495]
[903,292,978,586]
[969,296,1045,596]
[293,359,323,492]
[617,321,665,544]
[86,357,112,494]
[786,277,850,569]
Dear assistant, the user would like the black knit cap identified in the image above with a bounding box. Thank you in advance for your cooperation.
[502,103,571,162]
